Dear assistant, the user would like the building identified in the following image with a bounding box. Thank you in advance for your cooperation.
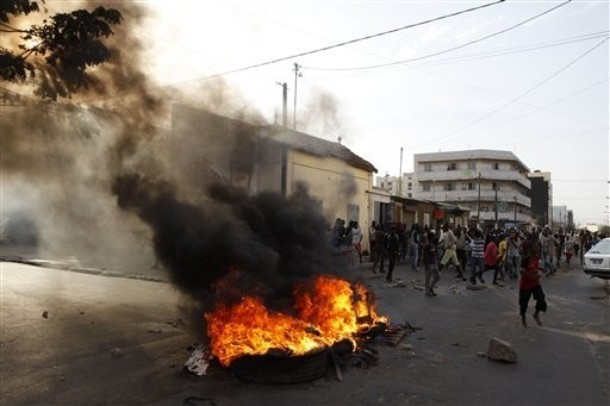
[528,170,553,227]
[375,173,415,198]
[413,150,531,229]
[171,104,378,246]
[552,206,569,230]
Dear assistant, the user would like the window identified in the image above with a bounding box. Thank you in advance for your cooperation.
[423,183,431,192]
[468,162,476,170]
[492,182,498,191]
[461,183,467,191]
[424,163,432,172]
[492,162,499,170]
[447,162,456,171]
[468,182,475,190]
[444,183,454,191]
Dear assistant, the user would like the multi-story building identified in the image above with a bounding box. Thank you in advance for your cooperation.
[528,170,553,227]
[413,150,531,228]
[375,173,415,198]
[552,206,569,230]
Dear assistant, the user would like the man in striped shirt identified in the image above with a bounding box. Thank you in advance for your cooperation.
[469,228,486,284]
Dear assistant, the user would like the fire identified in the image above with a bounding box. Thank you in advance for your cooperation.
[205,274,386,367]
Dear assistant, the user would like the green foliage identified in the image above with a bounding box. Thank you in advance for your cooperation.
[0,0,122,100]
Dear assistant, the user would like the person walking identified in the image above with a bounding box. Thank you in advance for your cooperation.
[484,235,500,285]
[422,231,440,296]
[497,233,508,282]
[369,221,378,263]
[439,223,464,280]
[507,229,521,279]
[455,226,470,281]
[519,233,547,327]
[350,221,363,265]
[384,224,401,282]
[539,227,557,276]
[469,228,486,284]
[372,225,387,274]
[409,224,421,271]
[564,231,575,266]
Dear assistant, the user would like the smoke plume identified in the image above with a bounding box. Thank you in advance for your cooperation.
[2,1,349,323]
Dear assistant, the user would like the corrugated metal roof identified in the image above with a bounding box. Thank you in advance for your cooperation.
[259,125,377,173]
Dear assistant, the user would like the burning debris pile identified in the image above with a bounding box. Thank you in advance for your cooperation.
[113,172,397,383]
[2,1,399,385]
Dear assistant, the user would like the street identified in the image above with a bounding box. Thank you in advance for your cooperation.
[1,259,608,405]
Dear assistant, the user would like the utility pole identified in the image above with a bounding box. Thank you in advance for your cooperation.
[398,147,403,197]
[292,62,302,130]
[494,186,498,229]
[276,82,288,127]
[477,172,481,224]
[514,195,517,222]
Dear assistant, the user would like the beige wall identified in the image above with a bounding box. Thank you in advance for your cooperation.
[288,150,372,237]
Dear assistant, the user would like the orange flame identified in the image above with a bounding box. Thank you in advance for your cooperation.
[205,274,387,367]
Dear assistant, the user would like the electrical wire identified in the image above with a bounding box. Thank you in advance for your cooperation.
[413,36,610,149]
[80,0,506,105]
[302,0,572,72]
[413,31,609,68]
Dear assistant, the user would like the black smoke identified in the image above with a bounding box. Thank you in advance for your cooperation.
[112,174,337,310]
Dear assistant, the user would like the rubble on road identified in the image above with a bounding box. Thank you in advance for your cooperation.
[486,337,517,363]
[184,345,214,376]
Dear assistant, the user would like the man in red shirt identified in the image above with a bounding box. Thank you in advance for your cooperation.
[519,233,547,327]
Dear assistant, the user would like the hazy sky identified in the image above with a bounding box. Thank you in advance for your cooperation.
[141,0,608,225]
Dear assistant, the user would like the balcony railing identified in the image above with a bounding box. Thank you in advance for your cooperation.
[416,169,530,188]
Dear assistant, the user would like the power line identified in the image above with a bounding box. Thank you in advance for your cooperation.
[302,0,572,72]
[80,0,506,105]
[413,31,609,68]
[455,77,610,143]
[414,36,610,148]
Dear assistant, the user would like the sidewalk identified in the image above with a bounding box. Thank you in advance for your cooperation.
[0,243,168,282]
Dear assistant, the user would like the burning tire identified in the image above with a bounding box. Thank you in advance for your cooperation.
[228,346,330,384]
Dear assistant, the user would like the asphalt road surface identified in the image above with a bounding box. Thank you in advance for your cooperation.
[1,259,608,405]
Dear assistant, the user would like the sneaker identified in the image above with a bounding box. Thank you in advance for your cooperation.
[425,289,436,296]
[469,277,476,285]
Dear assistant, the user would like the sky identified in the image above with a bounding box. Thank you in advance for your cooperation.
[136,0,607,225]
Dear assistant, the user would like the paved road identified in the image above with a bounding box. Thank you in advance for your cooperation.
[1,260,608,405]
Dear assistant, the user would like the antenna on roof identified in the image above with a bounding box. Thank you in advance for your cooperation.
[337,136,342,144]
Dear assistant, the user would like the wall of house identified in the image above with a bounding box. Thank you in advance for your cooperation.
[287,149,373,239]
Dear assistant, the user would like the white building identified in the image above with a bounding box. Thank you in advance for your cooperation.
[375,173,415,198]
[413,150,531,228]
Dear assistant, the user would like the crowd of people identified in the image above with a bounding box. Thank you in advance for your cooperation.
[342,220,605,327]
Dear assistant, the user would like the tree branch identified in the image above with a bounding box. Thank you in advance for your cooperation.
[0,22,29,33]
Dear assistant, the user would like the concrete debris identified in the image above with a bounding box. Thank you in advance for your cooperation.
[466,284,487,291]
[184,345,214,376]
[110,347,123,358]
[486,337,517,363]
[400,343,413,351]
